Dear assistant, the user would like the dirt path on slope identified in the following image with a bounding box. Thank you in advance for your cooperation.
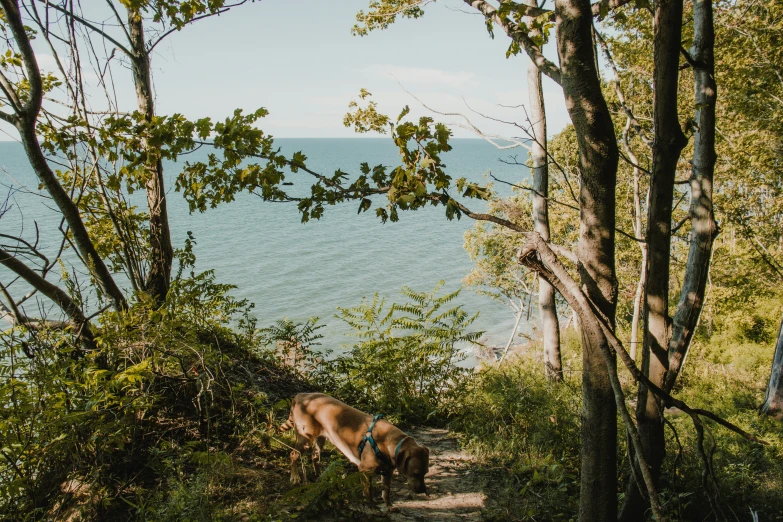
[385,428,486,521]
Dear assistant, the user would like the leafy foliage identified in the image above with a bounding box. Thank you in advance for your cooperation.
[331,282,482,423]
[274,461,367,520]
[259,317,332,386]
[450,335,583,521]
[0,271,313,520]
[339,91,491,224]
[352,0,426,36]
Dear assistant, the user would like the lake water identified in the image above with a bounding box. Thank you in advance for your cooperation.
[0,138,532,353]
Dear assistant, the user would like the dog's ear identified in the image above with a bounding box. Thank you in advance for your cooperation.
[395,447,410,474]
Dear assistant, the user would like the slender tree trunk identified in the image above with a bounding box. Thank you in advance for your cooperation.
[0,248,97,351]
[664,0,718,393]
[554,0,619,519]
[499,302,524,365]
[621,1,687,518]
[127,9,173,303]
[629,250,647,362]
[761,314,783,419]
[526,0,562,382]
[624,118,647,363]
[0,0,126,313]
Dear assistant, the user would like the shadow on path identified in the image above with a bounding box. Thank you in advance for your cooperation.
[386,428,485,521]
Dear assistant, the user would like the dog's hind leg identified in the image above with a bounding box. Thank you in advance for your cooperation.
[290,432,309,485]
[312,436,325,478]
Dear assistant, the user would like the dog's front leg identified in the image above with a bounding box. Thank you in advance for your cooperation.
[360,471,374,503]
[290,449,302,484]
[381,472,395,509]
[312,436,325,478]
[290,434,308,484]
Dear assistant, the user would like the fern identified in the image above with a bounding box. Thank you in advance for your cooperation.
[333,282,483,422]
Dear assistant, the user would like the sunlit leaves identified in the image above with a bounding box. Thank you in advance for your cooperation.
[121,0,243,30]
[341,90,496,223]
[344,90,391,133]
[352,0,426,36]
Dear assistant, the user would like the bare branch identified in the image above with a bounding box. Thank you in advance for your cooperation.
[0,69,23,114]
[595,29,653,146]
[0,0,128,312]
[0,246,97,350]
[37,0,133,57]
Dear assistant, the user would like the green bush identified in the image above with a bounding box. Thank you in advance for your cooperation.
[657,324,783,522]
[272,461,368,520]
[0,270,313,520]
[451,352,582,521]
[329,282,482,424]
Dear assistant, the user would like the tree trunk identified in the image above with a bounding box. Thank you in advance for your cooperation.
[554,0,619,519]
[127,9,173,303]
[499,302,524,365]
[526,0,562,382]
[761,315,783,419]
[629,246,647,362]
[620,1,687,518]
[0,0,126,313]
[621,0,687,519]
[664,0,718,394]
[624,118,648,363]
[0,247,97,351]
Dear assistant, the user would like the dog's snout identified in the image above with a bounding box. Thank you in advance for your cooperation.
[409,479,427,494]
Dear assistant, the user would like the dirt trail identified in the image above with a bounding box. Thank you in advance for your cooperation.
[385,428,485,521]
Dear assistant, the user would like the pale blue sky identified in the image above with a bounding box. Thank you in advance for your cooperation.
[1,0,570,141]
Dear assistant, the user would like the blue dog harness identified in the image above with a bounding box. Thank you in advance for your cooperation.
[358,414,390,465]
[358,414,409,469]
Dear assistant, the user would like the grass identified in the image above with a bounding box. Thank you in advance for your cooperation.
[451,319,783,521]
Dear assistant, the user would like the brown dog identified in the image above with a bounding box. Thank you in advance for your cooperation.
[278,393,430,507]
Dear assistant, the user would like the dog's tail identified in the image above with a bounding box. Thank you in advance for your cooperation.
[278,406,295,434]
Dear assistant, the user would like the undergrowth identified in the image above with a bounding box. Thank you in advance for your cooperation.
[0,271,317,521]
[452,303,783,521]
[2,275,781,521]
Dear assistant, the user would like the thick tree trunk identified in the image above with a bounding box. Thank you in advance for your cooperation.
[554,0,619,519]
[0,247,97,351]
[664,0,718,394]
[761,315,783,419]
[0,0,126,313]
[526,0,562,382]
[621,0,687,519]
[127,9,173,303]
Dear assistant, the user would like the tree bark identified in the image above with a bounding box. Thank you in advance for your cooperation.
[624,118,647,363]
[621,0,688,519]
[0,0,127,313]
[127,9,173,304]
[498,301,524,365]
[526,0,562,382]
[664,0,718,394]
[554,0,619,519]
[0,248,97,351]
[761,315,783,419]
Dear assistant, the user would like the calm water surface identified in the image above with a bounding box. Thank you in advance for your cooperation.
[0,138,532,352]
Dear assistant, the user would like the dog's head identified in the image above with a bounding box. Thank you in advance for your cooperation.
[395,443,430,494]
